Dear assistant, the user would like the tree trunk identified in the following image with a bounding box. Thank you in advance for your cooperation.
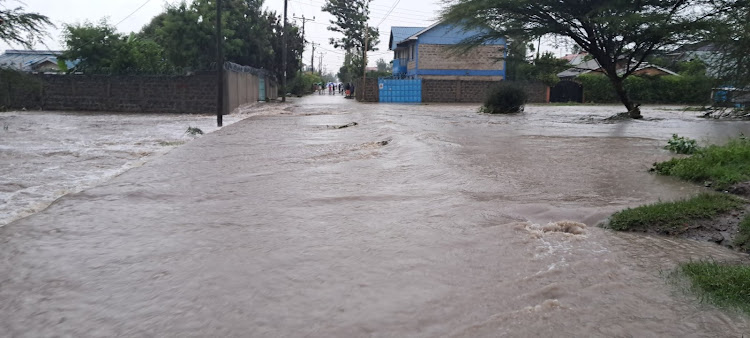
[611,77,642,119]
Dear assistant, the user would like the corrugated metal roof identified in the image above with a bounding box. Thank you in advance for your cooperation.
[0,50,77,72]
[389,27,424,50]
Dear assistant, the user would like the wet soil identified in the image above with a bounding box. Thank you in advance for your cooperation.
[727,181,750,198]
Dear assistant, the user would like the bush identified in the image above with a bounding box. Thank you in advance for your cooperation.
[665,134,699,154]
[481,84,527,114]
[652,137,750,189]
[289,72,324,96]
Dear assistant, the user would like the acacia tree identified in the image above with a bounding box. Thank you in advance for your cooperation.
[0,1,52,48]
[710,0,750,89]
[440,0,723,118]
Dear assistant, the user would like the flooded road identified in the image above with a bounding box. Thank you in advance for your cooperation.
[0,106,276,227]
[1,96,750,336]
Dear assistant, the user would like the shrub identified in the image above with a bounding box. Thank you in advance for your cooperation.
[665,134,699,154]
[652,137,750,189]
[481,84,527,114]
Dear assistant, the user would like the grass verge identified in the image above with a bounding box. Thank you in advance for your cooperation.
[678,261,750,315]
[606,193,745,232]
[652,137,750,190]
[734,215,750,251]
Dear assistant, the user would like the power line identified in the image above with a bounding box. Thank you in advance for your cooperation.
[375,0,403,28]
[114,0,155,27]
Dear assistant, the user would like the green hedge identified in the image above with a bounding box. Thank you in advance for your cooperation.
[577,73,713,105]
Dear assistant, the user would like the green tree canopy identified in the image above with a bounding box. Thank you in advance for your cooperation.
[322,0,380,78]
[440,0,724,118]
[0,1,52,48]
[61,20,171,74]
[140,0,303,81]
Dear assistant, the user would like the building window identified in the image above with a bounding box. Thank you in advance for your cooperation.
[411,45,414,59]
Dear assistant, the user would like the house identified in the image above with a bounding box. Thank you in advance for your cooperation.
[667,42,723,77]
[389,22,507,81]
[0,50,77,73]
[561,52,589,66]
[557,59,678,79]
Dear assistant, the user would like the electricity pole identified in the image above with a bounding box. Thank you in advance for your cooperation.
[318,52,324,76]
[310,42,318,73]
[282,0,288,102]
[216,0,223,127]
[293,15,315,45]
[362,24,368,101]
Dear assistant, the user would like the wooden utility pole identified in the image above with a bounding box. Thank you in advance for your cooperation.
[282,0,288,102]
[318,52,324,75]
[216,0,223,127]
[310,42,317,73]
[362,24,369,101]
[293,15,315,46]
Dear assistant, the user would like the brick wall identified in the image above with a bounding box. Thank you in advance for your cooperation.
[0,68,275,114]
[418,44,504,71]
[422,80,548,103]
[355,78,379,102]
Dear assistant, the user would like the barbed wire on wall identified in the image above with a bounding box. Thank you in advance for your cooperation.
[223,61,277,82]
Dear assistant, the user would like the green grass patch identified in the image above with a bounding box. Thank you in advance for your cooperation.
[652,137,750,189]
[734,215,750,251]
[679,261,750,315]
[607,193,745,232]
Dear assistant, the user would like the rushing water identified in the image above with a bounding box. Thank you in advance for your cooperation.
[0,105,278,227]
[1,96,749,336]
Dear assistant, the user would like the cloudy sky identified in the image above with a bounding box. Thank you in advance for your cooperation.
[1,0,570,74]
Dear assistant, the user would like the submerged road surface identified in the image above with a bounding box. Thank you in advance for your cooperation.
[2,96,750,336]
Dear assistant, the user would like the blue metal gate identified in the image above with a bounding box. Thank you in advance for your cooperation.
[259,77,266,100]
[378,78,422,103]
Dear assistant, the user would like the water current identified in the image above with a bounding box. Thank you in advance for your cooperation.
[1,96,749,336]
[0,105,276,227]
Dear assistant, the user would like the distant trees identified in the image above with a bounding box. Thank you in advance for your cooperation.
[0,0,52,48]
[376,58,387,72]
[440,0,725,118]
[61,0,304,81]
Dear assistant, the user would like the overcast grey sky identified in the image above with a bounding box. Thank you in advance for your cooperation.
[1,0,570,74]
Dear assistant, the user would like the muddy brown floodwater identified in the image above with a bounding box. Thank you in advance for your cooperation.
[2,95,750,337]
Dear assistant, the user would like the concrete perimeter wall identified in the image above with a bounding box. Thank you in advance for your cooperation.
[356,78,548,103]
[422,80,548,103]
[1,66,277,114]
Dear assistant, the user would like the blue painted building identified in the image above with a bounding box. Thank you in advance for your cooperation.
[389,22,506,81]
